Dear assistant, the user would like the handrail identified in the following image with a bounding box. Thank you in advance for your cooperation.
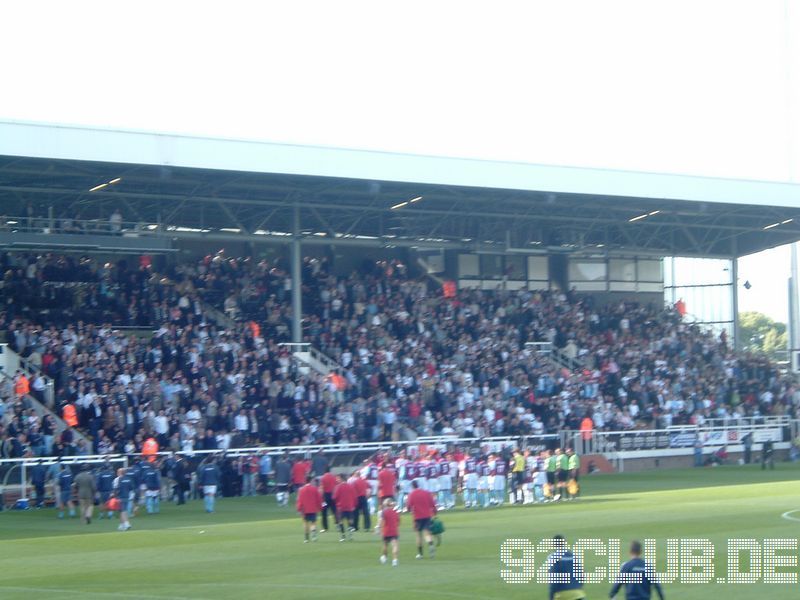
[0,433,558,467]
[279,342,340,375]
[0,343,54,407]
[563,420,790,438]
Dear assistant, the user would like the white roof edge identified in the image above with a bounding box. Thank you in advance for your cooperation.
[1,120,799,208]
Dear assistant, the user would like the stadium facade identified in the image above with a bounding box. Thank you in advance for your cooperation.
[2,119,800,354]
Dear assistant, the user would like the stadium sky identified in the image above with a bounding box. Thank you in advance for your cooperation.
[1,0,798,320]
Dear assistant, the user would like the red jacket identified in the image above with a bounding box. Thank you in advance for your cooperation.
[381,507,400,537]
[351,477,370,498]
[291,461,310,485]
[320,472,338,494]
[332,481,357,512]
[377,468,396,498]
[407,488,437,520]
[296,484,323,514]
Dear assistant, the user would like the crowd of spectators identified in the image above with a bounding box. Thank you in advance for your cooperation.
[2,250,799,460]
[0,252,191,327]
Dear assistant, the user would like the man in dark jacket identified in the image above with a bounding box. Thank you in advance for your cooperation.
[610,540,665,600]
[30,459,47,508]
[173,454,187,505]
[547,535,585,600]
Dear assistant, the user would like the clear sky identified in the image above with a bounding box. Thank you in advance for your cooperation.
[1,0,798,320]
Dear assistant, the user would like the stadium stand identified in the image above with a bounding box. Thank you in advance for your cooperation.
[2,249,799,466]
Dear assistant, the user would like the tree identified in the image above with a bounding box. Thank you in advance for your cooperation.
[739,311,788,359]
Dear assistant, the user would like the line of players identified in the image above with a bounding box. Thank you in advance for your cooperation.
[354,446,581,512]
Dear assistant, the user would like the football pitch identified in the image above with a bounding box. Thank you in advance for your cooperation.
[1,464,798,599]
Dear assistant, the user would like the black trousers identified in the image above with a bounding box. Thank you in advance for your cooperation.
[174,482,186,505]
[321,492,336,530]
[353,496,370,530]
[34,483,45,507]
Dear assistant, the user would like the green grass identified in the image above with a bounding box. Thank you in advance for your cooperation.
[1,464,799,599]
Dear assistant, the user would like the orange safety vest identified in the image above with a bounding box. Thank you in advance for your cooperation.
[14,375,30,397]
[142,438,159,462]
[327,373,347,391]
[442,280,456,298]
[63,403,78,427]
[580,417,594,441]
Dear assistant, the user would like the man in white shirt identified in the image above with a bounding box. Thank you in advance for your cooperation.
[234,409,249,433]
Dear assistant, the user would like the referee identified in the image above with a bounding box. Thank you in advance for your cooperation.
[510,450,526,504]
[545,450,557,501]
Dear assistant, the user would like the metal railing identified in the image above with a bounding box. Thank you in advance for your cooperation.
[1,215,165,237]
[561,418,793,456]
[0,433,558,469]
[0,433,558,502]
[0,343,54,408]
[279,342,340,375]
[525,341,585,372]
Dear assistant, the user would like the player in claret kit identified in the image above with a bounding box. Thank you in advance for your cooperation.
[477,459,491,508]
[412,455,427,492]
[425,455,440,503]
[364,459,380,514]
[437,454,453,508]
[490,454,507,505]
[296,474,323,543]
[378,498,400,567]
[462,454,478,508]
[400,458,418,512]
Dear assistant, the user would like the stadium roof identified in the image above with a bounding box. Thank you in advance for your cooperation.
[1,120,799,257]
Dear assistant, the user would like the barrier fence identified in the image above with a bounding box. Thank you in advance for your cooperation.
[560,416,794,457]
[0,434,559,506]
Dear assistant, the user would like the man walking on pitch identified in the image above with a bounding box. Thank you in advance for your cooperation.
[275,454,291,506]
[198,457,221,513]
[333,473,357,542]
[406,480,437,559]
[319,467,338,532]
[115,467,135,531]
[379,498,400,567]
[96,459,116,519]
[75,464,97,524]
[610,540,665,600]
[55,462,75,519]
[378,460,397,502]
[143,460,161,514]
[296,474,323,543]
[350,471,371,531]
[547,534,585,600]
